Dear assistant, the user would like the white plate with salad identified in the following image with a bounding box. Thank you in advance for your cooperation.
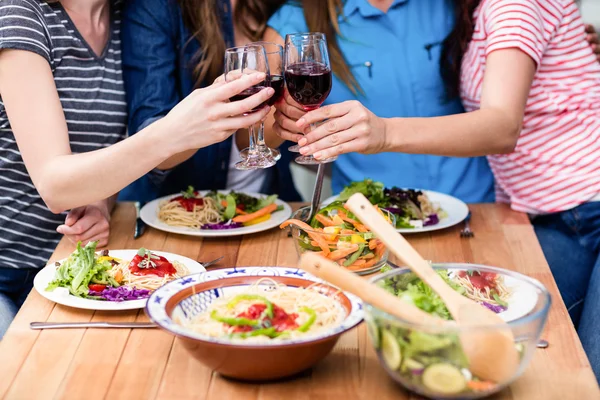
[34,242,205,310]
[322,179,469,233]
[141,188,293,237]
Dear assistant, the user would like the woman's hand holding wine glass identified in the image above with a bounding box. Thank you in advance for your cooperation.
[162,71,273,155]
[294,100,388,161]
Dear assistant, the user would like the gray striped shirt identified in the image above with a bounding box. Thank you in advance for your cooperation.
[0,0,126,269]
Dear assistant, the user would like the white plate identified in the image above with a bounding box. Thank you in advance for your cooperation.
[34,250,205,311]
[322,190,469,234]
[140,191,293,237]
[447,270,539,322]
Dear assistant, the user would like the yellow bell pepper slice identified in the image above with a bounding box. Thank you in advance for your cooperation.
[243,213,271,226]
[332,215,345,226]
[351,234,367,244]
[323,226,341,241]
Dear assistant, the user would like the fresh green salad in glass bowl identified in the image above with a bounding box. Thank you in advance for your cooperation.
[365,264,550,399]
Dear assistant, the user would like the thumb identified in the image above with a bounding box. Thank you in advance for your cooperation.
[65,207,85,226]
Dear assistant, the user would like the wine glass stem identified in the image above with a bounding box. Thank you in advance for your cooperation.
[256,122,267,152]
[247,124,258,157]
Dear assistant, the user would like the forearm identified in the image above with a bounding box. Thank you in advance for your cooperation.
[40,119,175,213]
[385,108,520,157]
[157,148,197,170]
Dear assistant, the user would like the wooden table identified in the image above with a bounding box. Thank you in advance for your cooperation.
[0,203,597,400]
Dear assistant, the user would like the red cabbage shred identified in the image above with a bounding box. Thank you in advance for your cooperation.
[89,286,151,302]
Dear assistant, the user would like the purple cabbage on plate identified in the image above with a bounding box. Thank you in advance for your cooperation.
[481,301,507,314]
[202,221,243,230]
[423,214,439,226]
[89,286,151,302]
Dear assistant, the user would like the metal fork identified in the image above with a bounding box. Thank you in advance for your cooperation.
[460,211,474,238]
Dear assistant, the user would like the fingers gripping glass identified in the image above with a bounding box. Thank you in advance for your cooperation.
[238,42,284,163]
[224,45,275,170]
[284,33,336,165]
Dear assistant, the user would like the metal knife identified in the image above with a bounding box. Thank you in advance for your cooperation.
[30,321,157,330]
[134,201,146,239]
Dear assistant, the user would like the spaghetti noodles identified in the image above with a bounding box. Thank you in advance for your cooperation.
[183,279,346,342]
[158,195,221,229]
[453,271,511,307]
[111,259,190,292]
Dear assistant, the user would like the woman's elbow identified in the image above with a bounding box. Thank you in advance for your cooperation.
[495,116,522,154]
[36,181,68,214]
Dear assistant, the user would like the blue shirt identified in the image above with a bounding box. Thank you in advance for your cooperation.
[119,0,300,202]
[268,0,495,203]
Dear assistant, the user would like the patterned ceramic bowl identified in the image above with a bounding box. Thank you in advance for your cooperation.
[146,266,363,381]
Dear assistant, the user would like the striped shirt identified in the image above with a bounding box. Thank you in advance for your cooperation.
[0,0,126,269]
[460,0,600,214]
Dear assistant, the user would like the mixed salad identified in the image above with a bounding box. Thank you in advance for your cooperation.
[336,179,445,229]
[280,201,392,273]
[366,266,518,396]
[45,242,182,301]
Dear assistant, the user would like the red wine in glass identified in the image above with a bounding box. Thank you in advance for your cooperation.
[229,85,268,113]
[284,62,332,111]
[266,75,285,106]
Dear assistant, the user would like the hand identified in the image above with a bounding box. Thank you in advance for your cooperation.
[585,24,600,62]
[295,100,387,161]
[56,201,111,247]
[272,90,308,143]
[164,72,274,153]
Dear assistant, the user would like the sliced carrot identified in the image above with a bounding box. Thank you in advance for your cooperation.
[233,203,277,223]
[221,200,228,207]
[353,223,368,233]
[341,229,355,235]
[360,258,379,269]
[359,253,375,260]
[349,259,366,267]
[314,214,336,227]
[467,381,496,391]
[369,239,380,250]
[114,269,123,284]
[311,240,336,247]
[338,210,368,232]
[236,207,247,215]
[375,243,386,258]
[280,219,330,256]
[327,244,359,261]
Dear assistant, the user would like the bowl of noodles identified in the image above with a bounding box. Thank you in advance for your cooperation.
[145,266,363,381]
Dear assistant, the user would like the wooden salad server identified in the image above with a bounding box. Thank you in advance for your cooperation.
[299,252,454,327]
[345,193,519,384]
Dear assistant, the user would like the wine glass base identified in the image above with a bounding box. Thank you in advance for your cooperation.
[295,155,337,165]
[240,148,281,161]
[288,144,300,153]
[235,157,277,170]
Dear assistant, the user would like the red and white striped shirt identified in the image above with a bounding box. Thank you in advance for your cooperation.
[460,0,600,214]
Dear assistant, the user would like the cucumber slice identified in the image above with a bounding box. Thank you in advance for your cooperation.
[404,358,425,371]
[381,329,402,370]
[422,363,466,395]
[366,319,380,349]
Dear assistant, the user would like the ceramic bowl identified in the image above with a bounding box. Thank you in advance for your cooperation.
[146,266,363,381]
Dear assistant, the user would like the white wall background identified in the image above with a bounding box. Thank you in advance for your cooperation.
[290,0,600,201]
[581,0,600,28]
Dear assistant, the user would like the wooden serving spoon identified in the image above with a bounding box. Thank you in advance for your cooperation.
[299,252,453,328]
[345,193,519,383]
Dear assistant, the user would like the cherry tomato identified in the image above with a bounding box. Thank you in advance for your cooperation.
[88,284,107,292]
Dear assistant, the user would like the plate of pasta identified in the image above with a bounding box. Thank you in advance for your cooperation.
[140,187,293,237]
[33,241,205,310]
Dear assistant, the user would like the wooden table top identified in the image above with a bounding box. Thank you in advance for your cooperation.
[0,202,597,400]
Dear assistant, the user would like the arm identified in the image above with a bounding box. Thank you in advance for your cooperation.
[235,27,288,151]
[0,49,274,213]
[295,49,535,160]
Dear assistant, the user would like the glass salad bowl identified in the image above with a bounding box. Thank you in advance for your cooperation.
[286,205,394,275]
[364,264,551,399]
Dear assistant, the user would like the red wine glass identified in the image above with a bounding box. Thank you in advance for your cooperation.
[284,32,334,165]
[224,44,275,170]
[239,42,284,163]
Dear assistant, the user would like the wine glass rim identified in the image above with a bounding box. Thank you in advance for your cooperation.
[251,41,283,54]
[286,32,326,39]
[225,44,265,53]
